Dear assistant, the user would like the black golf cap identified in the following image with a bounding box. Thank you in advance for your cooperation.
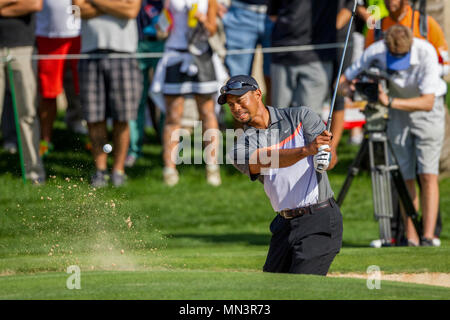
[217,75,259,105]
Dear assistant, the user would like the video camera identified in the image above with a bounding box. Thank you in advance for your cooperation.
[353,67,390,103]
[352,67,392,132]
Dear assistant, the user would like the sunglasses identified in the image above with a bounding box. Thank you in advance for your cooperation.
[220,81,258,94]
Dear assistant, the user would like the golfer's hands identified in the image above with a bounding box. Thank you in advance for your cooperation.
[314,145,332,173]
[307,130,332,155]
[308,130,332,173]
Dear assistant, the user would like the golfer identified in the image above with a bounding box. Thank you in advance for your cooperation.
[219,75,343,275]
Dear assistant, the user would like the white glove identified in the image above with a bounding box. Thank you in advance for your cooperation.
[313,145,331,173]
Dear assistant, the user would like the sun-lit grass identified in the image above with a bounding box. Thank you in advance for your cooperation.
[0,110,449,299]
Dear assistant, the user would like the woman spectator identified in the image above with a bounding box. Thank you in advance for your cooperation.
[153,0,222,186]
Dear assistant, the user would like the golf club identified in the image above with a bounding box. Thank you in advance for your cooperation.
[326,0,358,132]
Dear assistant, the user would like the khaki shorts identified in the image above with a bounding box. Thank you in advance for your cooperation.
[387,96,445,180]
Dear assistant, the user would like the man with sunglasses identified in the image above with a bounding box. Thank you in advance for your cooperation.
[219,75,343,275]
[339,25,447,247]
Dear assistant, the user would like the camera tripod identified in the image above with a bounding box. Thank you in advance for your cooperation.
[336,103,422,246]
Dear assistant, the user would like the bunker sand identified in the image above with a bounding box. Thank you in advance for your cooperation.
[329,272,450,288]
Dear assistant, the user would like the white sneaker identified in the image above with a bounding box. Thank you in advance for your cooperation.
[206,164,221,186]
[163,167,179,186]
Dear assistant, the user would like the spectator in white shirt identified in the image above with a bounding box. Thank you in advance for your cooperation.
[339,25,447,247]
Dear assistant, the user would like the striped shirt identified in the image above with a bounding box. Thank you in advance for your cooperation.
[229,106,334,212]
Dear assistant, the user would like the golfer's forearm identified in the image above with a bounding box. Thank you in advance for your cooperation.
[0,0,42,16]
[249,147,310,174]
[390,94,435,112]
[90,0,140,19]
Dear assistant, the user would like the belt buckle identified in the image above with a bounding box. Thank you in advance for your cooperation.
[280,207,305,219]
[280,210,293,219]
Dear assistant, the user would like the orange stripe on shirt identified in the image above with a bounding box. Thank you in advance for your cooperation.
[268,122,303,150]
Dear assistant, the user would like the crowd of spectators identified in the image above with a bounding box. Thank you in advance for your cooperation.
[0,0,448,189]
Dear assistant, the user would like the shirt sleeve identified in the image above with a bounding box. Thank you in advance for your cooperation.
[297,107,327,144]
[418,42,441,95]
[228,130,265,182]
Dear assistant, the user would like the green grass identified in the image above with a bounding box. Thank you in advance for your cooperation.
[0,112,449,299]
[1,270,448,300]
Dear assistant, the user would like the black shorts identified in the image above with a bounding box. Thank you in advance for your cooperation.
[263,198,343,275]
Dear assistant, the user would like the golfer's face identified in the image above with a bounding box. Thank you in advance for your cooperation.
[226,91,258,124]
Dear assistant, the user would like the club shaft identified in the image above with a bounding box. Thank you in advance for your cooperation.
[326,0,358,132]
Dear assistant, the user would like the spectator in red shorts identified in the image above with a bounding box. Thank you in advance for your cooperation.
[36,0,84,156]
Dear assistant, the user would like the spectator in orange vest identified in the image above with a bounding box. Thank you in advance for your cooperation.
[365,0,449,77]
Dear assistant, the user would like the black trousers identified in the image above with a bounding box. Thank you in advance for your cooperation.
[263,198,343,275]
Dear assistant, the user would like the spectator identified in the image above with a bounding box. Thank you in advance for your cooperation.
[365,0,448,245]
[152,0,222,187]
[36,0,84,157]
[346,0,388,145]
[125,0,165,168]
[0,0,46,184]
[74,0,142,187]
[365,0,449,77]
[63,51,87,137]
[220,0,273,104]
[340,25,447,246]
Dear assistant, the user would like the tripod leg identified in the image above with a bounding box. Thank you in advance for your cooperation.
[368,135,394,245]
[336,138,368,206]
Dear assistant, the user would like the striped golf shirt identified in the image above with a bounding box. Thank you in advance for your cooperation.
[229,106,334,212]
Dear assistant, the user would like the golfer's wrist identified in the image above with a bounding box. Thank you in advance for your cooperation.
[304,145,314,157]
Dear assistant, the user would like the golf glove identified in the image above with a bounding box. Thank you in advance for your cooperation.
[314,145,331,173]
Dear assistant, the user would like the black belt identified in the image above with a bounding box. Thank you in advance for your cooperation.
[279,198,333,220]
